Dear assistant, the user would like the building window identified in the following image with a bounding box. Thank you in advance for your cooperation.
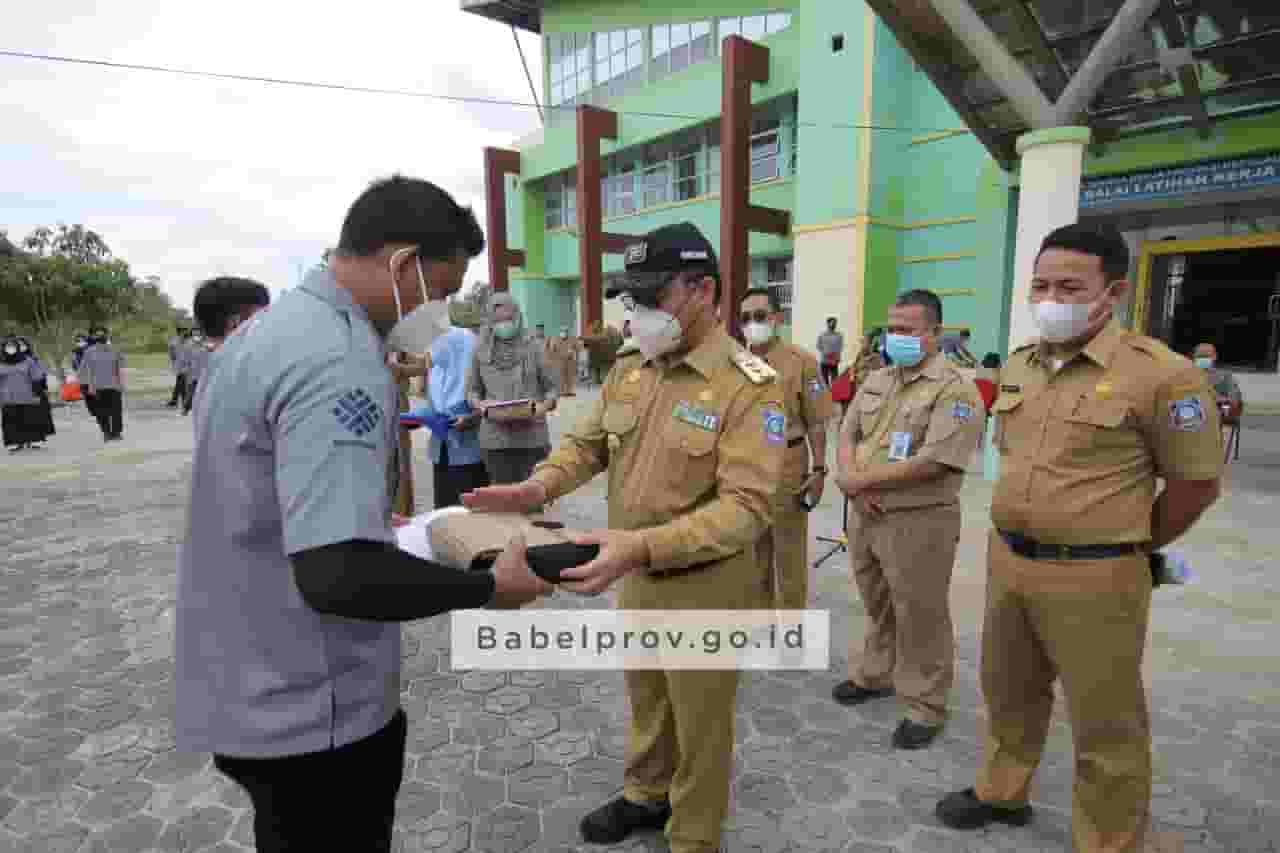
[641,141,672,209]
[750,116,782,183]
[594,28,644,102]
[549,31,592,122]
[651,20,713,80]
[673,135,702,201]
[545,177,564,229]
[718,12,792,52]
[766,256,794,325]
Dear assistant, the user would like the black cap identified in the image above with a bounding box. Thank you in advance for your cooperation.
[606,222,718,298]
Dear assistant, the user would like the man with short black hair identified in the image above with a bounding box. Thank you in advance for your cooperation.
[936,224,1223,851]
[193,276,271,347]
[79,327,126,441]
[167,325,188,407]
[817,316,844,387]
[175,175,550,853]
[741,286,831,610]
[834,288,985,751]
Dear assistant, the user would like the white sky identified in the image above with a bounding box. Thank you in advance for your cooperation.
[0,0,544,314]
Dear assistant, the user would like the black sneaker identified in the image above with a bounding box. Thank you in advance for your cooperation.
[831,680,894,706]
[936,788,1033,830]
[580,796,671,844]
[892,719,942,750]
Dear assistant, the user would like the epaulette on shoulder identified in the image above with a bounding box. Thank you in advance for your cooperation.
[1011,340,1037,355]
[616,339,640,358]
[1125,332,1185,365]
[730,348,777,385]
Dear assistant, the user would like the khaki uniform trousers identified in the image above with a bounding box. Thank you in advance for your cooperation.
[976,531,1153,853]
[767,442,812,611]
[618,565,766,853]
[849,502,960,725]
[559,353,576,395]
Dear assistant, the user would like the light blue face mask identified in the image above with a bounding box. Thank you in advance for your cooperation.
[884,333,924,367]
[1194,357,1214,369]
[494,321,518,340]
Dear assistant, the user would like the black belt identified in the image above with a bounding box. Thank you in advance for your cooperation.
[998,530,1143,561]
[787,437,805,448]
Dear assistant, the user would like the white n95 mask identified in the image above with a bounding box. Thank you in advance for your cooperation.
[386,247,450,354]
[629,305,683,361]
[743,322,774,346]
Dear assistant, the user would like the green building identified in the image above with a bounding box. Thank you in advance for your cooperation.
[464,0,1280,405]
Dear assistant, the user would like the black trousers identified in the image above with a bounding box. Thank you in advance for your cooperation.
[93,389,123,438]
[214,709,407,853]
[821,362,840,387]
[183,380,198,414]
[432,440,490,509]
[169,373,187,406]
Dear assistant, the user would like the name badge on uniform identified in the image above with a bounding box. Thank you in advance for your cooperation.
[888,431,913,461]
[1169,397,1206,432]
[1000,384,1021,393]
[674,401,719,432]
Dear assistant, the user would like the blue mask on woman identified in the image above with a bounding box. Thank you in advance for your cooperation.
[884,333,924,367]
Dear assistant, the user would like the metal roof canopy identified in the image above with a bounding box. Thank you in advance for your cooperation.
[867,0,1280,169]
[462,0,543,33]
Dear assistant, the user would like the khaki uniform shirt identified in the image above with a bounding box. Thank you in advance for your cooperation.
[845,352,986,511]
[532,328,785,609]
[990,322,1224,545]
[760,339,833,443]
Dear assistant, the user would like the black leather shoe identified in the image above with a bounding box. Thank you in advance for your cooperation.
[580,796,671,844]
[831,680,894,706]
[892,719,942,750]
[936,788,1033,830]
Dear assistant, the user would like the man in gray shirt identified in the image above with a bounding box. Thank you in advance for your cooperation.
[78,326,126,441]
[174,176,552,852]
[816,317,844,387]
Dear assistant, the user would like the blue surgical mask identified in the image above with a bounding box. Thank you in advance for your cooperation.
[1194,357,1214,369]
[884,333,924,367]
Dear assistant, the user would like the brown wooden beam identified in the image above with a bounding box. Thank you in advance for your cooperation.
[719,35,792,341]
[482,147,526,292]
[575,105,618,333]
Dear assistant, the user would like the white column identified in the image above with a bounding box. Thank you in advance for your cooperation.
[986,126,1091,483]
[1006,126,1092,352]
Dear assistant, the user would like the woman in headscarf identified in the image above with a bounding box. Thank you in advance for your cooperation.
[424,325,489,508]
[17,337,56,442]
[0,337,46,452]
[467,292,560,485]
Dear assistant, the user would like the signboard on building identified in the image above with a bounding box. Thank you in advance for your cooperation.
[1080,152,1280,209]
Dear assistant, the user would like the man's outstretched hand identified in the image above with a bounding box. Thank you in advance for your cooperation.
[462,480,548,514]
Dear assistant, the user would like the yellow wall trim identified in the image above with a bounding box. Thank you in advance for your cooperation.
[902,215,977,230]
[908,129,972,146]
[792,214,977,235]
[901,251,978,264]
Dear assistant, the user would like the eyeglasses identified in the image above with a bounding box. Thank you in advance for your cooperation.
[739,310,771,325]
[621,274,679,310]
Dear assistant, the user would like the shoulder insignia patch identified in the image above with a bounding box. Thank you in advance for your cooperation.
[951,400,975,423]
[334,388,382,436]
[732,350,777,384]
[763,407,787,444]
[1169,397,1206,432]
[808,378,825,396]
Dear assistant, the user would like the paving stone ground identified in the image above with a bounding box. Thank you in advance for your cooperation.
[2,374,1278,852]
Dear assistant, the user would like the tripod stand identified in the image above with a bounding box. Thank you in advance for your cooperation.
[813,496,849,568]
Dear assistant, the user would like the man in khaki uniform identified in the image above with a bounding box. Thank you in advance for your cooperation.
[740,287,831,610]
[464,222,785,853]
[936,225,1224,853]
[833,289,985,750]
[549,325,578,396]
